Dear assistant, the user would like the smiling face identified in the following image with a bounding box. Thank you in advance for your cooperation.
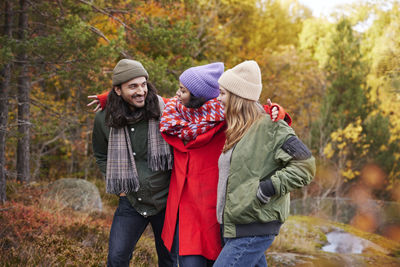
[176,82,191,106]
[114,76,148,110]
[217,86,229,107]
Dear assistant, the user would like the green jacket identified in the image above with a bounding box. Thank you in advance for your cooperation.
[92,110,171,217]
[223,117,315,238]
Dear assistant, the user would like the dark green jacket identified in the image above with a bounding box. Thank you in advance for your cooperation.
[92,110,171,217]
[223,117,315,238]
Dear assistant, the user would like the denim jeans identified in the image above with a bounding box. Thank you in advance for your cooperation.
[213,234,275,267]
[107,196,178,267]
[172,219,214,267]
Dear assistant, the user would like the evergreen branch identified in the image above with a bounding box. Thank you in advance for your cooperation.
[87,25,130,58]
[78,0,134,31]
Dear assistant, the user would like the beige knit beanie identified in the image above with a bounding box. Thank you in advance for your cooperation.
[218,60,262,101]
[112,59,149,86]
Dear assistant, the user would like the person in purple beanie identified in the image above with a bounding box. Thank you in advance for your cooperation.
[159,63,226,267]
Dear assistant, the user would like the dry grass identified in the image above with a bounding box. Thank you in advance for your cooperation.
[0,180,158,267]
[2,180,400,267]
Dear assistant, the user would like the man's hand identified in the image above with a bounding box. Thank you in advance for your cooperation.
[87,95,101,112]
[267,98,279,121]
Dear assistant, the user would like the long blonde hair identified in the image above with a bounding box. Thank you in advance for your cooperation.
[223,91,265,153]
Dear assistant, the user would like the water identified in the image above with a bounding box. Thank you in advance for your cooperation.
[322,231,365,254]
[290,197,400,235]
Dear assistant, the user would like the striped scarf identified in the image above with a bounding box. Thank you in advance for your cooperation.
[106,96,173,194]
[159,96,225,141]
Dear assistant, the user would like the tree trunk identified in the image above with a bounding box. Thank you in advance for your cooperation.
[0,0,13,203]
[16,0,30,183]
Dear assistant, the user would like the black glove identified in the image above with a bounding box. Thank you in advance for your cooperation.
[257,179,276,204]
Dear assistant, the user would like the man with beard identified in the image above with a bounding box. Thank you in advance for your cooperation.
[92,59,177,267]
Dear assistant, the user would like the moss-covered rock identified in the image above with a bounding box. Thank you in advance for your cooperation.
[267,215,400,267]
[43,178,102,212]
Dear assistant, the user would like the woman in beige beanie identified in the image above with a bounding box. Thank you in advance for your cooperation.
[215,61,316,267]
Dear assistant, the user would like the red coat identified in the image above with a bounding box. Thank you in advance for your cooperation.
[161,122,226,260]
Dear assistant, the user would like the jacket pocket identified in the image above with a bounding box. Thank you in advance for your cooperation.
[149,173,170,193]
[256,193,290,223]
[226,178,263,224]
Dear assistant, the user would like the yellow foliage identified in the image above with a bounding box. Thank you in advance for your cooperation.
[323,143,334,159]
[329,118,365,150]
[379,145,388,152]
[341,167,359,181]
[342,118,363,142]
[330,131,338,140]
[89,14,119,41]
[324,117,369,182]
[136,1,186,21]
[337,142,347,150]
[362,144,370,150]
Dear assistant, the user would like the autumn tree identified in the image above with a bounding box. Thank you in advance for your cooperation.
[257,46,326,142]
[184,0,311,66]
[314,17,399,200]
[360,1,400,196]
[25,0,122,179]
[0,0,125,185]
[126,1,200,96]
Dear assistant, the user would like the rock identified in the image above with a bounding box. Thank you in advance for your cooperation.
[270,216,400,267]
[44,178,102,212]
[267,252,316,266]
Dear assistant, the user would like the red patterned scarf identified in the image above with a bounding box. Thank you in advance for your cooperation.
[160,97,225,141]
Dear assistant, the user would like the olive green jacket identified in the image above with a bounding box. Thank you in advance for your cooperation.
[223,117,316,238]
[92,110,171,217]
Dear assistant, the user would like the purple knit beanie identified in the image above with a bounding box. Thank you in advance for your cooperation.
[179,62,224,101]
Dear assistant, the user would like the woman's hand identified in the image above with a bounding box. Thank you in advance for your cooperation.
[267,98,279,121]
[87,95,101,112]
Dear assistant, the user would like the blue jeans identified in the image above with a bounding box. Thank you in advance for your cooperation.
[107,196,178,267]
[213,234,275,267]
[172,219,214,267]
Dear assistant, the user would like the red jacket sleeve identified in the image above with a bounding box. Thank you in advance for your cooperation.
[97,91,109,110]
[263,103,292,126]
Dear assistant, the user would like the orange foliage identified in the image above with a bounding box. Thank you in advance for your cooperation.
[1,202,60,241]
[135,1,187,22]
[382,225,400,242]
[0,182,113,265]
[351,212,378,233]
[0,180,163,265]
[349,185,372,206]
[361,164,386,189]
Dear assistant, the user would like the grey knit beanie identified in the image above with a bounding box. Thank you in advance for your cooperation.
[112,59,149,86]
[218,60,262,101]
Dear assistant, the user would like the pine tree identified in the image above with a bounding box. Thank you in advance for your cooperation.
[322,18,369,134]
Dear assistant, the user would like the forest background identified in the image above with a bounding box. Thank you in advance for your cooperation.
[0,0,400,264]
